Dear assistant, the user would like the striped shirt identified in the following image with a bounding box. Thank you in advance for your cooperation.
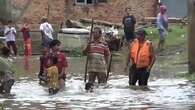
[87,42,110,73]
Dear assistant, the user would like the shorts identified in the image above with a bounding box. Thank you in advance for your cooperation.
[158,29,167,41]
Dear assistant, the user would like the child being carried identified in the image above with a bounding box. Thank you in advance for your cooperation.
[47,57,59,95]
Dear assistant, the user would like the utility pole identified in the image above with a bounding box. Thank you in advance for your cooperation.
[188,0,195,73]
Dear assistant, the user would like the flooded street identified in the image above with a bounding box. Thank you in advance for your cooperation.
[0,54,194,110]
[1,77,195,110]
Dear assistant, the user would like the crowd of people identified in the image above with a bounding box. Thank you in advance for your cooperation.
[0,2,168,95]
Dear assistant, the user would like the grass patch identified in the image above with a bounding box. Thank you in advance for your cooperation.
[145,24,187,47]
[69,47,83,57]
[177,73,195,80]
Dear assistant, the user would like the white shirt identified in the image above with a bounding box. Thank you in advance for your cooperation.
[39,22,53,40]
[4,26,17,42]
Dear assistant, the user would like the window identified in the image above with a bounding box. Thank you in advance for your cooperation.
[97,0,107,3]
[87,0,93,4]
[76,0,93,4]
[75,0,107,5]
[77,0,85,2]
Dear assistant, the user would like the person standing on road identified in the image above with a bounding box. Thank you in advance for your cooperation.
[39,17,53,49]
[122,7,136,44]
[4,20,17,57]
[21,21,32,70]
[156,5,168,50]
[125,29,155,86]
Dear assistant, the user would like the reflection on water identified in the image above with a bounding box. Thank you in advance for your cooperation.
[0,76,195,110]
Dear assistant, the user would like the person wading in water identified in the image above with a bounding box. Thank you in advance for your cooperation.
[125,29,155,86]
[83,27,111,92]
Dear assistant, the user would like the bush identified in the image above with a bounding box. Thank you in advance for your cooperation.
[69,48,83,57]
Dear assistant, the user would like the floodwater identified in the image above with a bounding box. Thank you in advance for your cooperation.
[0,53,194,110]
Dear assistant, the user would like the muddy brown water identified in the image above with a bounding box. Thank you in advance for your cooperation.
[0,53,194,110]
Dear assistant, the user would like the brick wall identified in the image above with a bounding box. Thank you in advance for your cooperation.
[12,0,65,24]
[65,0,157,23]
[7,0,157,25]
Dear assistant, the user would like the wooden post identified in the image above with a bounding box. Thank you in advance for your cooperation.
[106,53,112,82]
[188,0,195,73]
[84,18,94,83]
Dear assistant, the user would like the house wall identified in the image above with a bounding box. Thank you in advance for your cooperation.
[15,0,65,24]
[0,0,157,25]
[65,0,157,23]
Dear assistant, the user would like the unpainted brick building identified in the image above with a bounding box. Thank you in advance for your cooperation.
[1,0,158,25]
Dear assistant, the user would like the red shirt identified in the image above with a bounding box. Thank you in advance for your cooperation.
[21,27,30,41]
[56,52,68,74]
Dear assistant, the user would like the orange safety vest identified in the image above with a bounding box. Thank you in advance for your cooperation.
[130,39,151,68]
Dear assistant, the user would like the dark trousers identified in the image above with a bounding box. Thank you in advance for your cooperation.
[6,41,17,56]
[42,35,52,48]
[124,30,135,42]
[0,79,14,94]
[129,66,150,86]
[129,64,136,85]
[88,72,106,84]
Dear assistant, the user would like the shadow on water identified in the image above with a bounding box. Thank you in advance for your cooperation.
[0,55,194,110]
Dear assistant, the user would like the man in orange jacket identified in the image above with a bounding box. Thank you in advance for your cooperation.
[125,29,155,86]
